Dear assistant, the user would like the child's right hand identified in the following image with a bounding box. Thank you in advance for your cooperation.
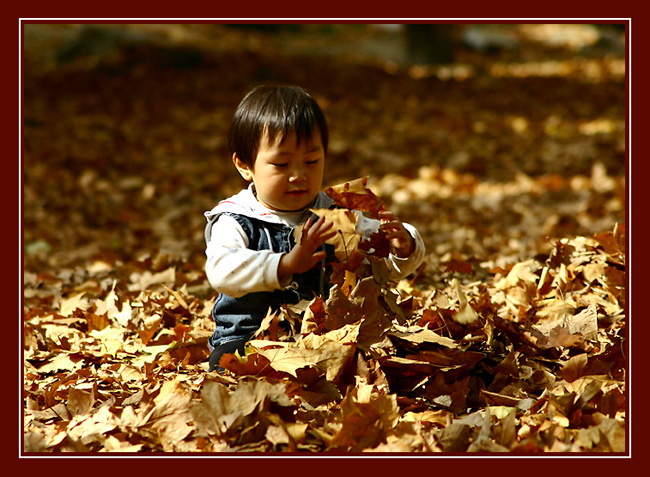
[278,216,336,280]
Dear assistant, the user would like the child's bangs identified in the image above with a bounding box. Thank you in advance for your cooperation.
[261,108,320,148]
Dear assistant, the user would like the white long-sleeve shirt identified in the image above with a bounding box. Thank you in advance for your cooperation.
[204,184,425,298]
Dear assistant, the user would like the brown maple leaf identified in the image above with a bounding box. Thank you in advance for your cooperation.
[324,177,386,219]
[305,208,361,262]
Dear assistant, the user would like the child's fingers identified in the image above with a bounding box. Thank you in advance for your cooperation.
[308,217,333,240]
[383,227,404,238]
[379,220,405,235]
[300,217,314,244]
[303,216,323,236]
[378,211,404,232]
[319,230,337,247]
[378,210,398,223]
[384,231,410,245]
[311,215,331,232]
[299,216,335,254]
[312,228,337,250]
[302,217,330,244]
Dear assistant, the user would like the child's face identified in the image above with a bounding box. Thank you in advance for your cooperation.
[234,130,325,212]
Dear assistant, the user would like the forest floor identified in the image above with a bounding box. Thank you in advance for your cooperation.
[22,23,627,454]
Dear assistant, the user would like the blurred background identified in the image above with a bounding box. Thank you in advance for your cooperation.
[22,22,626,287]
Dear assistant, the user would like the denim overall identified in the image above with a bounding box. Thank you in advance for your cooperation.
[205,211,336,371]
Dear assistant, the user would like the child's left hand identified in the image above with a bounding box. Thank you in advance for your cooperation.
[378,210,415,258]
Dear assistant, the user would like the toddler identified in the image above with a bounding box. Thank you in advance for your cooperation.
[204,85,425,371]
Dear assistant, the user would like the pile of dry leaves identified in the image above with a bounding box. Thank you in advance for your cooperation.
[23,178,625,453]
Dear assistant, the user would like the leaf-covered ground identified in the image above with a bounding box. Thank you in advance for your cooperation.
[22,23,627,454]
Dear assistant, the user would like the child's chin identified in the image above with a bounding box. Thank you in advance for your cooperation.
[277,195,314,211]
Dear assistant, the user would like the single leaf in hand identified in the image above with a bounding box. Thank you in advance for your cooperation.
[296,208,360,262]
[324,177,386,219]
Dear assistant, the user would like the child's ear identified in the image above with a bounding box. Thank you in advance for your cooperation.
[232,153,253,181]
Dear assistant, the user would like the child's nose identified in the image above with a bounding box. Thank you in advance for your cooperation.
[289,165,306,182]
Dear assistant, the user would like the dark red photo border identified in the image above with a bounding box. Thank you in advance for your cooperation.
[8,3,641,474]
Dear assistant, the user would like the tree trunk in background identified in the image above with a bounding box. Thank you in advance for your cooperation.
[405,24,456,64]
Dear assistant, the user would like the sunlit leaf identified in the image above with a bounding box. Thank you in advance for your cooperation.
[324,177,386,219]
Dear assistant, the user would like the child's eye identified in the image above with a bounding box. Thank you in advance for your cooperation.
[272,163,288,168]
[305,159,319,165]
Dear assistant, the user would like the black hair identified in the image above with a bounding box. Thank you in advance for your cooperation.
[228,85,329,166]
